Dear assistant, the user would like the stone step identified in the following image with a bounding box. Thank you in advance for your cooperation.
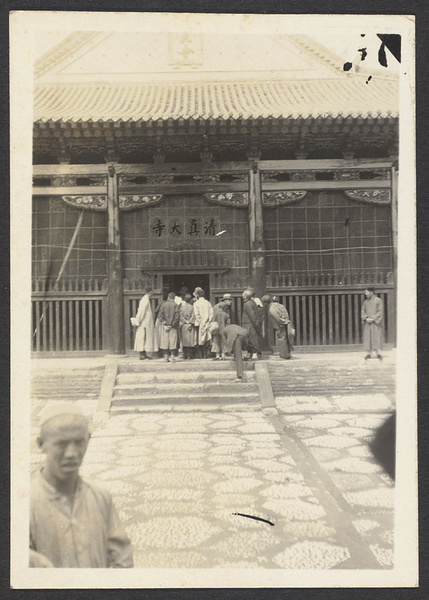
[270,379,394,386]
[116,371,256,384]
[111,391,260,406]
[113,381,258,396]
[31,381,101,393]
[117,360,254,373]
[271,390,394,396]
[31,377,102,389]
[110,403,261,414]
[31,393,99,399]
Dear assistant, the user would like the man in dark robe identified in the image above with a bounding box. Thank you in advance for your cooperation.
[361,286,384,360]
[211,300,231,359]
[241,289,262,359]
[180,294,196,359]
[262,294,293,359]
[158,292,180,362]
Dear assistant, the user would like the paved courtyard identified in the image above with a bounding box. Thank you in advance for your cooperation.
[30,351,395,570]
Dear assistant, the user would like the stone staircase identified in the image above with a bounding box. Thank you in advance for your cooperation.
[110,359,260,413]
[268,358,395,398]
[31,367,105,402]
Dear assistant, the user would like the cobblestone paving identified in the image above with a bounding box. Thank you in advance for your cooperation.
[30,352,395,570]
[270,353,395,570]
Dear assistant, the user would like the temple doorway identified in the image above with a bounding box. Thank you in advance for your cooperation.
[162,273,210,300]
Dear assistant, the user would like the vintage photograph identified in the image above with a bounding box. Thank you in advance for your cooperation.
[10,12,417,588]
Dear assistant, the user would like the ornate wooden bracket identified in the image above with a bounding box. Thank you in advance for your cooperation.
[204,192,249,207]
[119,194,163,210]
[262,191,307,206]
[62,194,163,211]
[344,189,391,204]
[62,195,107,211]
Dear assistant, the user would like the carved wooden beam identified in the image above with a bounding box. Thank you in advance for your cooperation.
[262,191,308,207]
[344,189,391,204]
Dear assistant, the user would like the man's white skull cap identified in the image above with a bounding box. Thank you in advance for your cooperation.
[39,402,86,427]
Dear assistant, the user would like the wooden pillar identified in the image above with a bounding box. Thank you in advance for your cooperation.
[390,165,398,345]
[248,164,266,298]
[106,165,126,354]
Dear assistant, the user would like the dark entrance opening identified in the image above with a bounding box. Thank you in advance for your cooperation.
[162,273,210,300]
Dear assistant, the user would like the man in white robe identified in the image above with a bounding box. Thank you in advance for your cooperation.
[131,287,157,359]
[193,287,213,358]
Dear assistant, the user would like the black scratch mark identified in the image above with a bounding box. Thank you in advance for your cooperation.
[345,218,350,227]
[232,513,275,526]
[366,75,373,84]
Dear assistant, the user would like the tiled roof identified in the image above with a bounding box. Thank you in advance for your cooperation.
[34,77,398,123]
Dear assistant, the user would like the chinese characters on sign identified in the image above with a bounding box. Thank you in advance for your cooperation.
[152,217,219,238]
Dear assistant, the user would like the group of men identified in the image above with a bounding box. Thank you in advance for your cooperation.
[131,286,296,368]
[29,286,385,568]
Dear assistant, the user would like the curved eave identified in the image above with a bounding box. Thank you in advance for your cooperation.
[34,78,399,124]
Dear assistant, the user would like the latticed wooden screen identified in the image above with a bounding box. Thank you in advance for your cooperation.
[32,197,107,285]
[263,190,393,282]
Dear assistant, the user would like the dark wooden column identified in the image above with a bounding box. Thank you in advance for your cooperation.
[248,164,266,298]
[106,165,126,354]
[390,165,398,346]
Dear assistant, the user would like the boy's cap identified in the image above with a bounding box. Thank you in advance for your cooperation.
[39,403,86,428]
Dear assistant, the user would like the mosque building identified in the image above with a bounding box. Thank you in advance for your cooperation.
[32,31,399,353]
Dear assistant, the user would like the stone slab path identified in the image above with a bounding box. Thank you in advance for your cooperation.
[30,351,395,570]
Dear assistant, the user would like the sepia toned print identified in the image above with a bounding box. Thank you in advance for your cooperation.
[10,12,416,589]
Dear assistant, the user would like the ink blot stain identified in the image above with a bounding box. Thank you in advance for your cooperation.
[358,47,368,61]
[343,62,353,72]
[377,34,401,63]
[378,43,388,68]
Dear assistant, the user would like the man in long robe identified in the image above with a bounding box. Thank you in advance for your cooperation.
[158,292,180,362]
[262,295,293,359]
[221,293,233,321]
[361,286,384,360]
[241,289,262,359]
[211,300,230,359]
[193,287,213,358]
[30,403,133,568]
[131,287,157,359]
[180,294,197,359]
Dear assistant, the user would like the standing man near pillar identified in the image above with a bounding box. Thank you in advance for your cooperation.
[131,287,157,360]
[241,289,262,359]
[262,295,293,360]
[361,286,384,360]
